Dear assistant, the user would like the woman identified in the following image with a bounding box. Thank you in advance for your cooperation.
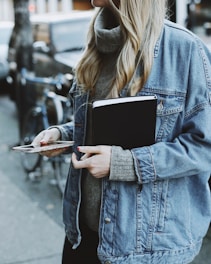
[33,0,211,263]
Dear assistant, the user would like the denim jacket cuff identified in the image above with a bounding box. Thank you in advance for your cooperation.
[48,125,70,141]
[131,146,156,184]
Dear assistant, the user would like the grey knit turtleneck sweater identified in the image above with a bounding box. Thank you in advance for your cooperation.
[80,8,136,232]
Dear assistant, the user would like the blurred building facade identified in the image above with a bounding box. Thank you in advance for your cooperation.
[0,1,209,24]
[0,0,92,21]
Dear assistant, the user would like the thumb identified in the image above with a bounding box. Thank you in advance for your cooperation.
[40,128,60,145]
[40,132,52,145]
[77,146,101,155]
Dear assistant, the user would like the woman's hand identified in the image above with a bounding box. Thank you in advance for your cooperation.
[32,128,64,157]
[32,128,60,146]
[72,146,111,178]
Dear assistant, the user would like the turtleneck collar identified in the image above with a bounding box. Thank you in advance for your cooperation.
[94,8,123,54]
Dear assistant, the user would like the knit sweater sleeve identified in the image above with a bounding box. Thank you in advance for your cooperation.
[109,146,137,181]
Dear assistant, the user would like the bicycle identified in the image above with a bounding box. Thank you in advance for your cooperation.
[19,68,73,195]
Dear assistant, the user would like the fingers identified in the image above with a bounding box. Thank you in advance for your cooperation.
[77,145,102,155]
[72,146,103,169]
[72,146,112,177]
[40,128,61,145]
[80,153,91,160]
[71,152,82,169]
[71,152,89,169]
[32,131,46,146]
[40,147,67,157]
[32,128,60,146]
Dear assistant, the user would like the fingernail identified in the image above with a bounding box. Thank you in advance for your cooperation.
[40,141,47,146]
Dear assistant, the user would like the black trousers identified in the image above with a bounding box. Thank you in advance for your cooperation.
[62,225,101,264]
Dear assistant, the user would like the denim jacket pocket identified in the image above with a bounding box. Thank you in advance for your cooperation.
[155,93,185,142]
[155,180,169,232]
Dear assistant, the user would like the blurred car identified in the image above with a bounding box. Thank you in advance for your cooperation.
[31,10,94,77]
[0,21,13,89]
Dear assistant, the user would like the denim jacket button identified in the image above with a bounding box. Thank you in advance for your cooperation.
[157,100,164,111]
[104,217,111,224]
[105,261,111,264]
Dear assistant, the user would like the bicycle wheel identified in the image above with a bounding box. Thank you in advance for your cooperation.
[53,154,71,195]
[20,107,44,172]
[46,93,63,125]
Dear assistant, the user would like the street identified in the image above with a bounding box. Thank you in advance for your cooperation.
[0,93,210,264]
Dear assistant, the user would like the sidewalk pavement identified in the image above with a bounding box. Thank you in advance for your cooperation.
[0,95,65,264]
[0,94,210,263]
[0,170,64,264]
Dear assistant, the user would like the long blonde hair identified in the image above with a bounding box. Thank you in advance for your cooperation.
[75,0,167,97]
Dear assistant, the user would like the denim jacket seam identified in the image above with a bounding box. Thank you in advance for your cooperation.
[196,38,211,90]
[185,101,210,120]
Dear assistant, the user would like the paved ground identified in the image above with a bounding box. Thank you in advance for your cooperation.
[0,94,65,263]
[0,94,210,264]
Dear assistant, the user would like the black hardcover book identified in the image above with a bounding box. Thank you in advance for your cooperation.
[92,95,157,149]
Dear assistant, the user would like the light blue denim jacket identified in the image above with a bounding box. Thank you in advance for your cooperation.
[59,20,211,264]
